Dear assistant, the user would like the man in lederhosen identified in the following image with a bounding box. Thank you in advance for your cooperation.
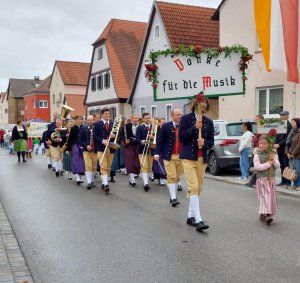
[154,109,183,207]
[78,115,97,190]
[136,113,154,191]
[121,113,141,187]
[47,119,67,177]
[93,108,116,193]
[179,93,214,232]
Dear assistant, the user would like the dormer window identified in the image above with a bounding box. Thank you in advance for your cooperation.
[155,25,160,39]
[98,47,103,60]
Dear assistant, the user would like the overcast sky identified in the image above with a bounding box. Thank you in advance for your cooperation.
[0,0,221,92]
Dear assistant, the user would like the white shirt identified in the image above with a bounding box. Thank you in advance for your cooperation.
[239,130,254,152]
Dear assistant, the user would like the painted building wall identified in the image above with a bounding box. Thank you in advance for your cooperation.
[219,0,300,121]
[131,8,190,121]
[24,94,50,121]
[50,65,65,119]
[0,94,8,124]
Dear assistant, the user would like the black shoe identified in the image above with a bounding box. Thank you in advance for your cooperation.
[196,221,209,232]
[80,180,84,184]
[129,181,136,187]
[87,183,92,190]
[91,182,96,188]
[171,199,180,207]
[48,164,52,169]
[144,184,150,192]
[23,159,27,163]
[187,217,197,227]
[134,174,139,179]
[77,181,81,186]
[52,168,56,172]
[55,171,59,177]
[102,184,110,194]
[149,176,154,182]
[177,185,183,191]
[110,176,115,182]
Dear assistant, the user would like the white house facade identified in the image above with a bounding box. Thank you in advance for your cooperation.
[215,0,300,120]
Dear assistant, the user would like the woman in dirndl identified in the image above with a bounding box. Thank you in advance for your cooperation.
[11,121,28,162]
[66,115,85,185]
[63,120,74,180]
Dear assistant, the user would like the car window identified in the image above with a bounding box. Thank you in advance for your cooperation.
[226,123,256,136]
[214,124,220,136]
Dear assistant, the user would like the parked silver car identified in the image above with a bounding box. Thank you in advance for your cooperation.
[207,120,256,175]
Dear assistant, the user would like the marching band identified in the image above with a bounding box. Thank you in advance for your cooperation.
[42,94,214,233]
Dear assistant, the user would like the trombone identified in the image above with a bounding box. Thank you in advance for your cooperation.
[99,114,123,165]
[140,119,158,167]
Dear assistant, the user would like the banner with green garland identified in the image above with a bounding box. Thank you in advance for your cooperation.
[145,45,253,101]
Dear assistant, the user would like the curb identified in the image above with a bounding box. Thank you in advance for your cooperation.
[205,174,300,200]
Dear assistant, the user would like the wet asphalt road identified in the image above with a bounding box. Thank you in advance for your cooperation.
[1,149,300,283]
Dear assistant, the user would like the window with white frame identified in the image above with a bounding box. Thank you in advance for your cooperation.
[33,100,36,108]
[98,47,103,60]
[166,104,172,121]
[257,87,283,117]
[140,106,146,117]
[154,25,160,39]
[104,72,110,88]
[39,100,48,108]
[151,105,157,118]
[91,77,96,91]
[97,75,103,90]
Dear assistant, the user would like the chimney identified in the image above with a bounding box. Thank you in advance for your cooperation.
[34,76,39,82]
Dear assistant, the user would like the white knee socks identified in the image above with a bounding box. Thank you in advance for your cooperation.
[129,173,135,183]
[168,183,176,200]
[47,157,52,165]
[142,173,148,185]
[76,174,82,182]
[101,175,108,186]
[190,195,203,223]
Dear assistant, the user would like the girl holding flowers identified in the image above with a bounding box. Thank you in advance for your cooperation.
[253,129,280,225]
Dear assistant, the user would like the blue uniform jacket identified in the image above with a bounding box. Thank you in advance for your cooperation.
[93,120,116,153]
[78,125,96,152]
[136,124,154,155]
[179,113,214,163]
[154,121,178,161]
[41,130,49,149]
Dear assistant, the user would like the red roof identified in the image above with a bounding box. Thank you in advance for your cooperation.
[64,94,86,117]
[93,19,147,99]
[156,1,219,48]
[56,61,90,86]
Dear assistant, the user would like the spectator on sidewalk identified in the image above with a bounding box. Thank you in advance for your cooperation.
[286,118,300,191]
[239,121,254,180]
[33,137,40,154]
[246,114,264,187]
[0,128,5,147]
[274,111,292,187]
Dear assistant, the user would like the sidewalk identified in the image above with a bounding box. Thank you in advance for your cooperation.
[0,201,34,283]
[205,168,300,199]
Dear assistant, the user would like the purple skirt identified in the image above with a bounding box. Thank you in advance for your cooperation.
[71,144,85,175]
[124,143,140,174]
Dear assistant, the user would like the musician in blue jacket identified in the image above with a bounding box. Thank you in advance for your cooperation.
[41,124,52,169]
[78,115,97,190]
[179,93,214,232]
[154,109,183,207]
[93,108,116,193]
[136,113,154,191]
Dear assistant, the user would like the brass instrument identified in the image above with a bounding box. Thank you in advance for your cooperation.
[140,119,158,166]
[50,104,73,143]
[149,119,158,149]
[99,114,123,165]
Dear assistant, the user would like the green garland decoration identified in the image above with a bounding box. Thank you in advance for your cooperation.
[144,44,253,99]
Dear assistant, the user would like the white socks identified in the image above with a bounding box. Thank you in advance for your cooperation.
[47,157,52,165]
[190,195,203,223]
[129,173,135,183]
[101,175,108,186]
[168,183,176,200]
[142,173,148,185]
[76,174,81,182]
[53,161,58,171]
[86,172,92,184]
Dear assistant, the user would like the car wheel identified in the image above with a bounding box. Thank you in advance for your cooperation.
[208,152,221,176]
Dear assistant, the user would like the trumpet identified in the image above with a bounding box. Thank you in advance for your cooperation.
[140,119,158,166]
[99,114,123,165]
